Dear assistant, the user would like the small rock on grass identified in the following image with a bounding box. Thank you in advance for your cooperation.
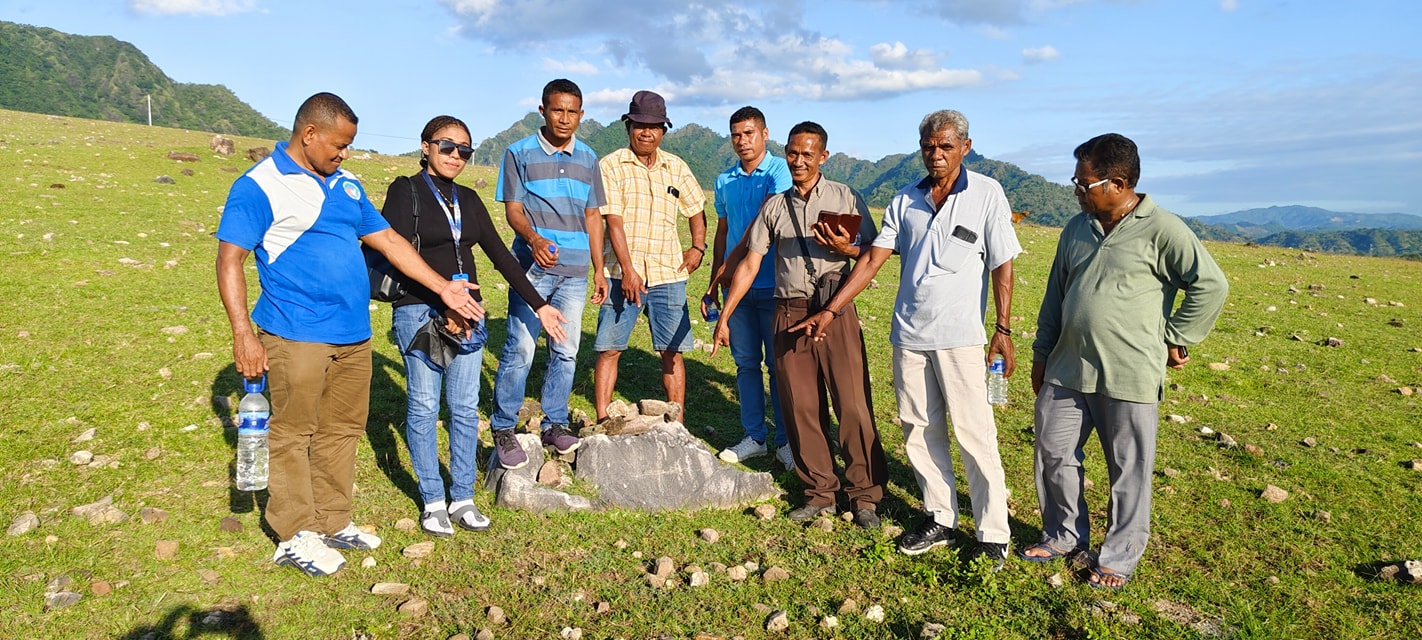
[653,556,675,578]
[1302,437,1318,447]
[371,582,410,595]
[155,540,179,560]
[218,516,241,532]
[753,504,777,520]
[8,511,39,536]
[838,598,858,614]
[139,507,168,525]
[727,565,748,581]
[44,591,82,610]
[820,615,839,629]
[395,518,417,532]
[559,627,582,640]
[198,569,220,584]
[398,597,428,617]
[765,610,789,632]
[698,528,720,543]
[362,556,377,568]
[1406,460,1422,472]
[90,580,111,596]
[1244,444,1264,456]
[70,450,93,466]
[688,571,710,587]
[921,622,946,639]
[475,630,494,640]
[403,541,435,559]
[72,428,96,443]
[487,605,507,625]
[763,566,790,582]
[864,604,885,622]
[811,518,834,532]
[1047,573,1065,588]
[1261,485,1289,503]
[1314,510,1331,523]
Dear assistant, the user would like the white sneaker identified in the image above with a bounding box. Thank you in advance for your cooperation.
[322,522,382,550]
[719,436,768,463]
[273,531,346,577]
[774,444,795,470]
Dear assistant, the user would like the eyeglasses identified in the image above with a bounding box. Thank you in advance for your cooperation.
[1071,176,1110,194]
[429,139,473,161]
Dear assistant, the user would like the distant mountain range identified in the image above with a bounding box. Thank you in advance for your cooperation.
[1188,205,1422,237]
[0,21,286,139]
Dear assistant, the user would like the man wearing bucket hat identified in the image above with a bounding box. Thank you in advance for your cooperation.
[594,90,707,425]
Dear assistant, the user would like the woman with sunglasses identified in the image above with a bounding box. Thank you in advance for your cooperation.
[380,115,568,537]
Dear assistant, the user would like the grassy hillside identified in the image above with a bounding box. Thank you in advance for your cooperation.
[2,108,1420,638]
[0,20,286,140]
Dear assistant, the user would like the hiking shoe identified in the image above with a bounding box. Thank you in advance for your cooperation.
[961,541,1009,572]
[774,444,795,470]
[493,428,528,470]
[898,519,956,556]
[273,531,345,577]
[787,503,836,521]
[719,436,768,463]
[323,522,382,550]
[853,508,881,529]
[541,424,581,454]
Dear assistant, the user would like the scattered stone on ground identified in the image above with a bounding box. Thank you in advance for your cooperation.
[1198,426,1214,436]
[688,570,710,587]
[72,427,96,443]
[765,610,789,632]
[91,580,111,596]
[594,601,610,614]
[1217,432,1238,447]
[198,569,220,584]
[371,583,410,595]
[707,562,726,573]
[46,575,72,593]
[1320,336,1343,347]
[811,518,834,532]
[138,507,168,525]
[1400,387,1415,397]
[362,556,377,568]
[727,565,748,581]
[1207,362,1230,371]
[69,450,93,465]
[398,597,428,617]
[1153,599,1230,636]
[1407,460,1422,472]
[403,542,436,559]
[1260,485,1289,503]
[210,135,235,155]
[1313,510,1331,523]
[753,504,777,520]
[216,547,236,559]
[475,629,494,640]
[698,528,720,543]
[1046,573,1065,588]
[653,556,675,579]
[1165,414,1189,423]
[44,591,82,611]
[487,605,507,625]
[72,495,127,525]
[864,604,885,622]
[537,460,564,486]
[219,516,242,532]
[820,615,839,630]
[155,540,179,560]
[1244,444,1264,456]
[246,147,270,162]
[920,622,946,638]
[559,628,582,640]
[395,518,417,531]
[1302,437,1318,447]
[763,566,790,582]
[153,175,176,184]
[1379,560,1422,585]
[1220,498,1232,508]
[614,538,628,549]
[8,511,39,536]
[1161,468,1181,479]
[1266,576,1280,584]
[838,598,858,614]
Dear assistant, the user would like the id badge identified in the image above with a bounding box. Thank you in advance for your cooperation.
[452,273,469,282]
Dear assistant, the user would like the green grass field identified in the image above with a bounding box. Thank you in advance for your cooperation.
[1,109,1419,639]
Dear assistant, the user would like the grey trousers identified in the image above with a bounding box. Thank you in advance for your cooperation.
[1033,382,1157,575]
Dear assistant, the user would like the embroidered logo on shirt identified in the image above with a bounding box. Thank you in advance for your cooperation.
[342,181,361,200]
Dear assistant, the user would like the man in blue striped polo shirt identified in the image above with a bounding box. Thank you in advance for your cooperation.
[489,78,608,468]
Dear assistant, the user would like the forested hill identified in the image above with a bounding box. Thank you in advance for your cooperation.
[472,115,1081,224]
[0,21,286,140]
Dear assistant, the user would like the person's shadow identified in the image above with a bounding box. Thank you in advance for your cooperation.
[210,366,273,541]
[117,604,263,639]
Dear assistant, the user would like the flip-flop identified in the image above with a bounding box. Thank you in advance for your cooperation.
[1017,542,1072,563]
[1089,566,1130,591]
[450,503,490,532]
[420,510,453,538]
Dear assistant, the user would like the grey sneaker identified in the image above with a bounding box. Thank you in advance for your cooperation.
[961,541,1009,572]
[493,428,528,470]
[273,531,345,577]
[773,444,795,470]
[787,503,836,521]
[719,436,768,463]
[898,519,956,556]
[323,522,382,550]
[541,424,580,454]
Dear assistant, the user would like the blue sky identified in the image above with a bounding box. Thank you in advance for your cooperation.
[4,0,1419,217]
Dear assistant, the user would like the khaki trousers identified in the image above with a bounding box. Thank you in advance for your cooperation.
[773,299,886,510]
[260,333,372,541]
[893,346,1011,543]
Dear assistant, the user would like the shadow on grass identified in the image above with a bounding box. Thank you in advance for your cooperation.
[117,603,263,639]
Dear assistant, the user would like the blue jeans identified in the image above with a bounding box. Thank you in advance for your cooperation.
[728,287,786,446]
[392,304,483,506]
[491,264,587,431]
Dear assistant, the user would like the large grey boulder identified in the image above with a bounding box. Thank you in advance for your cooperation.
[575,422,780,510]
[484,433,594,513]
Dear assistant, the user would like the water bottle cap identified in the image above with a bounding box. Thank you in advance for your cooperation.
[243,375,266,394]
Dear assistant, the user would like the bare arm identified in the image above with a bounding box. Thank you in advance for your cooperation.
[987,260,1016,377]
[603,215,644,306]
[678,211,707,274]
[585,206,608,304]
[506,200,558,269]
[709,248,765,357]
[788,245,892,340]
[216,241,267,379]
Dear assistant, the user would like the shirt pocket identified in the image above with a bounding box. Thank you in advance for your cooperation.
[924,233,978,278]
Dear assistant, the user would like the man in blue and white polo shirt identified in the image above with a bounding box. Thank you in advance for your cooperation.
[791,109,1021,569]
[489,78,607,467]
[216,92,479,576]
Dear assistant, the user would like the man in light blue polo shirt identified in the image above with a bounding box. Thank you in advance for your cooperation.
[793,109,1020,569]
[217,92,480,576]
[702,106,793,469]
[489,78,608,469]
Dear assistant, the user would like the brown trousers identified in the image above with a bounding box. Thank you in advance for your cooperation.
[260,333,372,541]
[773,299,887,510]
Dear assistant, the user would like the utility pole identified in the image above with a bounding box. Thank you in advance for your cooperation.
[146,94,152,126]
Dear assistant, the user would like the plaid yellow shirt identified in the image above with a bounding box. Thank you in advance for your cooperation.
[599,147,707,287]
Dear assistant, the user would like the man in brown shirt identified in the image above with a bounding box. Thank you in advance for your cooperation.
[712,121,888,528]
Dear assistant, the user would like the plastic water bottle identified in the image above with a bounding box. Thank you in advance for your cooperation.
[702,295,722,325]
[235,376,270,490]
[986,355,1008,405]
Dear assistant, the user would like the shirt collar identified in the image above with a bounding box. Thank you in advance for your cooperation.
[914,168,969,197]
[273,140,339,182]
[731,151,771,177]
[536,129,577,156]
[619,146,666,170]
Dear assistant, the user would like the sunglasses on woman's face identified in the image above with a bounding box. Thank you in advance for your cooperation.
[429,139,473,161]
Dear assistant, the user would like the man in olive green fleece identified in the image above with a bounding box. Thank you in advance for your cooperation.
[1024,133,1227,590]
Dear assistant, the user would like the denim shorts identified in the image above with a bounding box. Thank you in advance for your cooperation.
[594,279,693,352]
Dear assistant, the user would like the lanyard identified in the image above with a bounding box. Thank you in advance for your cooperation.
[421,172,465,276]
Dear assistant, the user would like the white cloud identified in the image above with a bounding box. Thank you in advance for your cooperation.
[439,0,980,106]
[1219,0,1239,11]
[1022,45,1060,63]
[128,0,256,16]
[541,58,599,75]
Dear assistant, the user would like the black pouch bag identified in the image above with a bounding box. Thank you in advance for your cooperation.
[366,176,419,302]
